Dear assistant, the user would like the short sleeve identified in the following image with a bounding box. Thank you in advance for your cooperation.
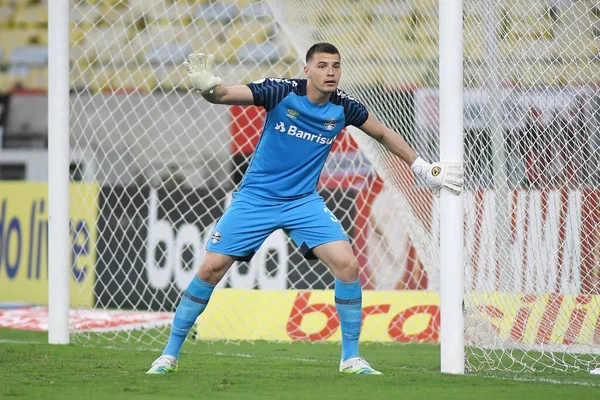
[246,78,298,112]
[339,91,369,127]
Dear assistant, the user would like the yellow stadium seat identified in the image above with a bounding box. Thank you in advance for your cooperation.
[102,0,130,8]
[176,25,221,53]
[376,62,433,89]
[0,32,10,63]
[464,58,515,88]
[204,39,236,63]
[277,43,299,65]
[0,5,14,28]
[414,14,438,44]
[463,60,482,88]
[76,0,101,5]
[140,21,189,48]
[23,67,48,90]
[11,0,32,10]
[108,66,157,92]
[368,34,435,63]
[511,62,564,87]
[412,0,438,13]
[129,0,194,24]
[463,15,485,60]
[239,61,299,84]
[96,3,127,25]
[227,0,254,9]
[553,36,599,60]
[239,64,272,84]
[313,19,371,55]
[32,28,47,45]
[14,5,48,28]
[341,63,382,86]
[514,38,556,60]
[500,38,519,59]
[71,60,93,91]
[504,0,548,13]
[508,14,554,41]
[466,33,545,62]
[8,68,27,90]
[552,0,598,60]
[225,20,272,50]
[0,72,13,93]
[561,62,600,86]
[371,13,414,42]
[306,21,371,61]
[88,66,114,93]
[0,28,42,64]
[119,36,147,65]
[74,39,99,66]
[3,28,42,45]
[463,0,484,17]
[71,25,88,48]
[156,66,188,92]
[82,24,131,65]
[71,3,100,26]
[301,0,373,23]
[557,1,595,39]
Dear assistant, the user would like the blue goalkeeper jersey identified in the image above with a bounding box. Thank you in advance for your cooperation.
[240,78,369,200]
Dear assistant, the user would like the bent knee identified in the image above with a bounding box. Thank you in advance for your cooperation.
[335,257,360,282]
[197,252,234,285]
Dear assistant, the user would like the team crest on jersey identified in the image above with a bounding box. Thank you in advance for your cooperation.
[324,118,337,131]
[287,109,299,119]
[211,231,222,244]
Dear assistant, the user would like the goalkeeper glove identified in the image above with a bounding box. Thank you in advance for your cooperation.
[183,53,222,93]
[410,156,464,195]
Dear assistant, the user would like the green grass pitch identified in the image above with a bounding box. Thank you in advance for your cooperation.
[1,328,599,399]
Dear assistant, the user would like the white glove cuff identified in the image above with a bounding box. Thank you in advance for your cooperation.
[200,82,221,94]
[410,156,430,176]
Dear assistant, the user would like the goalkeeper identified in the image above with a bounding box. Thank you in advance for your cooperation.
[147,42,463,375]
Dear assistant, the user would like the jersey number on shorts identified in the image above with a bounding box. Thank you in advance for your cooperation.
[324,207,339,222]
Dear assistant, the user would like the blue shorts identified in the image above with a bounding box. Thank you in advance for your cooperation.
[206,192,348,261]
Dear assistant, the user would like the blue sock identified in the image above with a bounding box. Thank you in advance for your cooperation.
[334,278,362,361]
[163,276,215,359]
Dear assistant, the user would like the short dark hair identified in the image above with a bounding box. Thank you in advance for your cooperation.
[305,42,340,63]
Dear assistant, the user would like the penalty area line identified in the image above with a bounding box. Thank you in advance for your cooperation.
[0,339,319,363]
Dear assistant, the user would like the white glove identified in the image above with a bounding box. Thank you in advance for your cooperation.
[410,156,464,195]
[183,53,222,93]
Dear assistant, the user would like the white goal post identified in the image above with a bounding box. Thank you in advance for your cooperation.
[47,0,600,375]
[438,0,465,375]
[48,0,71,345]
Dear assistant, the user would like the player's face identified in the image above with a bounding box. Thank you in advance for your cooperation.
[305,53,342,94]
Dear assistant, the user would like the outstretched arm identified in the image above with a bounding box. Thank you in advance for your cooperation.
[200,85,254,106]
[183,53,254,106]
[359,112,464,195]
[358,112,418,165]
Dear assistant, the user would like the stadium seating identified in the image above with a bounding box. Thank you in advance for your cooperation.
[0,5,14,28]
[0,0,598,94]
[13,5,47,28]
[108,65,156,92]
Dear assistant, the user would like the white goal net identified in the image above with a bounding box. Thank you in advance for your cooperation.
[65,0,600,372]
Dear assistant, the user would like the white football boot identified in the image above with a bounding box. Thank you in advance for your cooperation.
[146,355,178,374]
[339,357,382,375]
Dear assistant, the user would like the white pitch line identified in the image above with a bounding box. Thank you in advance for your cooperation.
[0,339,319,363]
[0,339,44,345]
